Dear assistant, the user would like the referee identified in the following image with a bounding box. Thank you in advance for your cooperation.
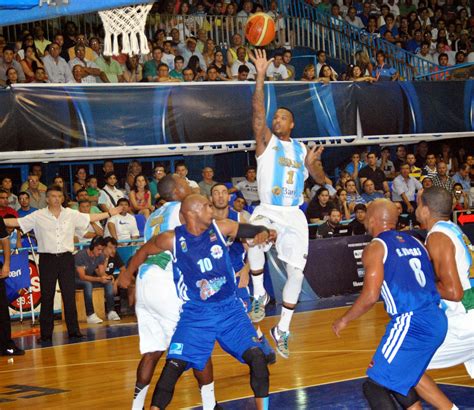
[5,185,123,343]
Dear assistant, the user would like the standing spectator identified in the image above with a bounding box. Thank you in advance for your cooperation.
[393,144,407,172]
[129,174,154,218]
[1,177,19,210]
[123,55,143,83]
[42,42,73,83]
[104,198,140,243]
[98,172,125,213]
[74,236,120,324]
[0,189,19,218]
[4,185,122,343]
[406,153,422,180]
[373,50,399,81]
[358,152,390,196]
[422,152,438,178]
[17,192,37,217]
[345,179,366,212]
[95,54,124,83]
[266,52,289,81]
[25,174,47,209]
[361,179,384,203]
[348,204,367,235]
[149,163,167,202]
[317,208,342,238]
[175,162,200,193]
[229,166,259,206]
[199,167,217,197]
[377,147,396,179]
[282,50,295,81]
[432,161,455,192]
[392,163,422,213]
[0,46,26,84]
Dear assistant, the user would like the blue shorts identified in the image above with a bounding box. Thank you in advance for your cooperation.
[236,276,251,313]
[367,307,447,396]
[167,296,260,371]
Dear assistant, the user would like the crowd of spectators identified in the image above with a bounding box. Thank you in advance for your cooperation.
[0,0,471,85]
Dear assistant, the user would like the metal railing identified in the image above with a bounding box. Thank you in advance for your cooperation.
[414,62,474,81]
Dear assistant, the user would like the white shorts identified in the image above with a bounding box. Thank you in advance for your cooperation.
[135,263,183,355]
[428,309,474,378]
[250,203,309,271]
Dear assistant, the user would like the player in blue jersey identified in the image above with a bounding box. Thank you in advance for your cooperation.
[248,49,327,358]
[118,175,218,410]
[125,194,276,410]
[210,183,276,364]
[332,199,454,409]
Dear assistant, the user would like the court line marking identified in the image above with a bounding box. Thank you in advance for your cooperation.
[435,381,474,388]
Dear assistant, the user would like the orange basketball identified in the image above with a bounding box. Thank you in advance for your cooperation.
[245,12,276,47]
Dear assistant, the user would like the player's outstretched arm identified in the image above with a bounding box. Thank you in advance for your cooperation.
[426,232,463,302]
[216,219,276,245]
[305,145,326,185]
[332,240,384,336]
[117,231,174,289]
[249,49,273,156]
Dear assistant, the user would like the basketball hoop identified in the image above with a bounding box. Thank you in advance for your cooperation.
[98,3,153,56]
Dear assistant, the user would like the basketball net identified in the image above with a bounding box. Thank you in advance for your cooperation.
[98,3,153,56]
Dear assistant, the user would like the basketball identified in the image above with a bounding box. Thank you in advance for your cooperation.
[245,12,276,46]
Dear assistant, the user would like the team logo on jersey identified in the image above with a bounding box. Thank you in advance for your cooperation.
[196,277,227,300]
[395,235,405,243]
[210,245,224,259]
[209,229,217,242]
[150,215,164,236]
[179,237,188,253]
[169,343,184,355]
[272,186,282,196]
[272,146,280,151]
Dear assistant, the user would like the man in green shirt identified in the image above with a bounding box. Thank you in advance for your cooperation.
[169,55,184,81]
[95,55,124,83]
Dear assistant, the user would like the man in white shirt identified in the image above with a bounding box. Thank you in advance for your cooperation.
[231,46,257,80]
[315,50,338,78]
[4,185,122,343]
[392,164,422,214]
[105,198,140,242]
[175,162,200,194]
[345,7,365,29]
[42,42,74,83]
[68,44,105,83]
[229,166,260,206]
[266,52,289,81]
[98,172,125,213]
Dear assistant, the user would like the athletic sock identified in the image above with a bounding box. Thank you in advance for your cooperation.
[252,272,266,298]
[201,382,216,410]
[278,306,295,333]
[132,382,149,410]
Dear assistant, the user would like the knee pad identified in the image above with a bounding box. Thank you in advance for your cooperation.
[243,347,269,398]
[150,359,187,409]
[282,265,304,305]
[392,387,420,409]
[362,379,398,410]
[248,246,266,271]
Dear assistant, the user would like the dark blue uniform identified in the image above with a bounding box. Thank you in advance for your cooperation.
[167,221,260,370]
[367,231,447,395]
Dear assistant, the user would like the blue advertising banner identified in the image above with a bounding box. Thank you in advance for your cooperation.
[1,251,30,302]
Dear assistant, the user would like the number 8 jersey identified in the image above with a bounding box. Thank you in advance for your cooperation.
[373,231,441,318]
[257,134,308,207]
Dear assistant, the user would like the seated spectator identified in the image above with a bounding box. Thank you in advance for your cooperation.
[345,152,365,180]
[20,164,46,194]
[345,6,365,28]
[98,172,125,213]
[212,50,232,80]
[25,174,46,209]
[438,143,458,175]
[123,55,143,83]
[202,38,216,68]
[156,63,181,82]
[125,160,142,194]
[1,177,18,210]
[318,64,338,82]
[95,54,124,83]
[373,50,399,81]
[149,163,167,203]
[32,66,48,83]
[307,175,337,200]
[335,188,351,220]
[266,52,289,81]
[432,161,455,192]
[68,44,104,83]
[355,50,374,77]
[129,174,154,218]
[405,153,422,180]
[377,147,396,180]
[316,50,338,79]
[415,141,429,168]
[349,204,367,235]
[394,201,417,230]
[73,166,88,194]
[42,42,73,83]
[421,176,433,189]
[0,46,26,85]
[226,33,249,68]
[345,179,366,212]
[20,45,46,83]
[335,170,351,190]
[5,67,20,85]
[430,53,451,80]
[72,65,83,83]
[422,152,438,178]
[453,163,471,194]
[143,46,163,82]
[206,65,221,81]
[0,189,18,218]
[104,198,140,243]
[359,152,390,195]
[301,64,317,81]
[53,175,73,207]
[199,167,217,198]
[70,189,101,213]
[74,237,120,324]
[349,65,376,82]
[186,55,207,81]
[183,67,195,82]
[361,179,384,203]
[231,46,256,80]
[393,144,407,172]
[379,13,399,37]
[17,192,37,217]
[86,175,100,206]
[392,164,422,213]
[181,37,207,71]
[306,187,335,239]
[317,208,342,238]
[75,200,104,242]
[282,50,295,81]
[4,214,22,249]
[232,196,251,220]
[452,183,469,210]
[169,55,185,81]
[237,64,251,81]
[175,162,200,193]
[67,33,97,62]
[162,40,176,69]
[229,166,259,206]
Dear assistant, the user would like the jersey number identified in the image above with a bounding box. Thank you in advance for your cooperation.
[197,258,213,273]
[286,170,295,184]
[409,257,426,287]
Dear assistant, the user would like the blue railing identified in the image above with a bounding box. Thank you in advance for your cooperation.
[414,62,474,81]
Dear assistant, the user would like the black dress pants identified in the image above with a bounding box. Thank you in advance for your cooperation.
[0,277,13,350]
[39,253,80,338]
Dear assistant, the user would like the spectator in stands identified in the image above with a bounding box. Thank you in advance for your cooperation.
[149,163,167,202]
[105,198,139,243]
[453,163,471,194]
[98,160,115,188]
[394,201,416,230]
[316,50,338,79]
[125,160,142,194]
[156,63,181,82]
[421,176,433,190]
[162,40,176,69]
[20,163,46,192]
[318,64,338,82]
[175,162,200,193]
[85,176,100,207]
[415,141,429,168]
[123,55,142,83]
[5,67,19,85]
[0,46,25,84]
[73,166,88,194]
[349,65,377,82]
[71,189,101,213]
[202,38,217,68]
[379,13,399,37]
[452,182,470,210]
[438,142,458,174]
[266,51,289,80]
[406,153,422,180]
[181,37,207,71]
[68,45,104,83]
[358,152,390,195]
[349,204,367,235]
[236,1,254,34]
[301,64,317,81]
[345,152,365,180]
[358,2,372,27]
[335,188,351,220]
[199,166,217,197]
[373,50,399,80]
[75,236,120,324]
[231,46,256,79]
[226,33,248,68]
[417,41,436,65]
[129,174,154,219]
[377,147,396,179]
[431,53,451,80]
[20,45,46,83]
[89,37,101,59]
[229,166,259,206]
[211,50,232,80]
[335,170,351,190]
[422,152,438,178]
[345,179,366,212]
[432,161,455,192]
[186,55,207,81]
[205,65,220,81]
[25,175,46,209]
[143,46,163,82]
[0,189,18,218]
[42,42,73,83]
[98,172,125,213]
[183,67,195,82]
[1,178,18,211]
[282,50,295,81]
[169,55,185,81]
[232,196,251,220]
[95,53,124,83]
[33,66,48,83]
[236,65,250,81]
[75,200,104,242]
[317,0,332,14]
[53,175,72,207]
[346,6,365,28]
[392,163,422,213]
[393,144,407,172]
[33,25,51,57]
[317,208,342,238]
[306,187,335,224]
[62,21,77,51]
[361,179,384,203]
[67,33,96,62]
[17,192,36,217]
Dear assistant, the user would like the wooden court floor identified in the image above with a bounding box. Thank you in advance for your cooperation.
[0,303,472,409]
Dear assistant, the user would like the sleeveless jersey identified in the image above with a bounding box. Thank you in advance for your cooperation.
[173,221,236,304]
[257,134,308,206]
[374,230,440,318]
[427,220,472,315]
[227,208,246,273]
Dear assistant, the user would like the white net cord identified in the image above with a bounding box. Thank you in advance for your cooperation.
[98,3,153,56]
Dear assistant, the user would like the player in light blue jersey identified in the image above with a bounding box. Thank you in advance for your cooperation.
[248,49,327,358]
[125,195,276,410]
[333,199,455,409]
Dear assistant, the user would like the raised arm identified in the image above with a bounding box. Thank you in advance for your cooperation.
[249,49,273,157]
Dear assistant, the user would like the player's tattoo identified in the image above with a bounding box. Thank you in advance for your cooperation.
[252,76,268,147]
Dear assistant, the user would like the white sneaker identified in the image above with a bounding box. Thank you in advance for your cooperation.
[86,313,103,324]
[107,310,121,321]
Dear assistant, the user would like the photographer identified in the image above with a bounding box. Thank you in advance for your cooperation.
[452,183,470,211]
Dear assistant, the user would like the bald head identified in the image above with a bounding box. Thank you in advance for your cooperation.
[366,199,399,236]
[182,194,208,213]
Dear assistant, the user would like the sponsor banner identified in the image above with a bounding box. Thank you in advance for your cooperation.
[0,251,30,302]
